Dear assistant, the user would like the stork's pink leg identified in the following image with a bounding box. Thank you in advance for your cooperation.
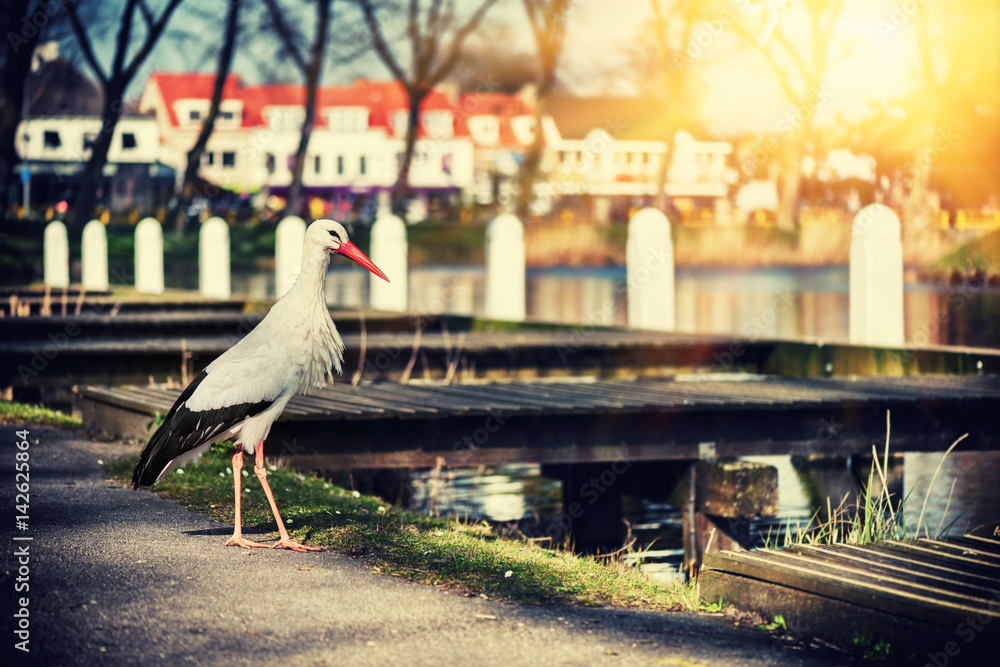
[253,444,321,552]
[224,448,270,549]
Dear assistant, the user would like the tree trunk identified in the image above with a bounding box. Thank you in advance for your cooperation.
[515,85,549,218]
[0,0,41,216]
[392,90,425,213]
[653,109,671,212]
[71,83,125,228]
[775,125,809,232]
[169,0,241,232]
[903,122,936,231]
[285,0,331,219]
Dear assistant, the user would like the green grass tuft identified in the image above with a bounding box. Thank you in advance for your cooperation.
[0,400,82,430]
[764,412,965,548]
[107,443,704,610]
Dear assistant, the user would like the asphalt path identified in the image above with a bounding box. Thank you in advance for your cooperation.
[0,424,847,666]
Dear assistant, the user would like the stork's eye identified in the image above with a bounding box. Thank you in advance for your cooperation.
[328,229,344,243]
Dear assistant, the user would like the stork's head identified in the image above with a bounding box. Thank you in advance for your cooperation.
[308,219,389,282]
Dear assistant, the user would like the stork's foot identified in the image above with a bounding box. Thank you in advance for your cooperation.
[271,538,321,552]
[225,535,272,549]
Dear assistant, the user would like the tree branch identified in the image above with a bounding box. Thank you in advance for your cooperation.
[137,0,155,29]
[123,0,186,84]
[429,0,500,85]
[357,0,409,84]
[260,0,309,73]
[111,0,139,79]
[728,16,803,107]
[65,1,108,86]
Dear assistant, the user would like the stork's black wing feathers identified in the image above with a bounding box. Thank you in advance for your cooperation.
[132,371,273,488]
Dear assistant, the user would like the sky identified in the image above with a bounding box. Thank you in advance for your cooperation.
[74,0,927,136]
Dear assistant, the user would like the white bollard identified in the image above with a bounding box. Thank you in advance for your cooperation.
[81,219,108,291]
[484,213,525,321]
[369,213,408,311]
[850,203,904,346]
[199,217,231,299]
[135,217,164,295]
[275,215,306,298]
[43,220,70,289]
[626,208,675,330]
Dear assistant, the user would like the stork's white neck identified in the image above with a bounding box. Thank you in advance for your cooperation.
[274,242,345,383]
[285,243,332,304]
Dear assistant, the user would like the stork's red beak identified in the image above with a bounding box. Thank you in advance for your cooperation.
[336,241,389,282]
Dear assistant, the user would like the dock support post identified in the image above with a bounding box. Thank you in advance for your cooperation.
[683,461,778,575]
[626,208,674,330]
[81,219,108,291]
[369,212,408,311]
[275,216,306,298]
[135,217,164,295]
[484,213,525,321]
[850,203,903,346]
[199,217,231,299]
[543,462,629,554]
[44,220,69,289]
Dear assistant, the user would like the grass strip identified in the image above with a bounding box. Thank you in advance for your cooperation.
[105,444,705,610]
[0,400,82,430]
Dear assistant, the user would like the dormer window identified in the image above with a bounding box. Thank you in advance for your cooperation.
[392,111,408,137]
[266,107,305,131]
[467,116,499,146]
[422,111,453,139]
[43,130,61,148]
[219,110,235,121]
[121,133,137,150]
[189,110,201,122]
[328,107,368,132]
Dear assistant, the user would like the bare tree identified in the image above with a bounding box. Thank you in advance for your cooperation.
[356,0,500,212]
[65,0,185,228]
[514,0,569,218]
[645,0,703,212]
[0,0,43,217]
[168,0,242,232]
[260,0,333,218]
[726,0,846,231]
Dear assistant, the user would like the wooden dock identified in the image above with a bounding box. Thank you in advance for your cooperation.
[700,535,1000,661]
[81,373,1000,468]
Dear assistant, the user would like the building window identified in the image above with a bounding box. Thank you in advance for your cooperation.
[219,110,235,121]
[265,153,275,174]
[121,133,137,149]
[359,156,366,175]
[43,131,61,149]
[336,155,343,175]
[189,110,201,122]
[203,151,215,166]
[314,155,321,174]
[222,151,236,167]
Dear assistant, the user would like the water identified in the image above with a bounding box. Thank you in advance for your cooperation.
[216,263,1000,579]
[212,264,1000,348]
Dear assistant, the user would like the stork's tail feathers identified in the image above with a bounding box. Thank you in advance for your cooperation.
[133,419,175,489]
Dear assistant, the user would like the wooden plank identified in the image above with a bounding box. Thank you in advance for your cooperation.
[698,569,959,658]
[880,542,1000,574]
[917,538,1000,562]
[702,550,1000,627]
[792,544,1000,591]
[949,535,1000,555]
[834,544,1000,586]
[758,550,997,608]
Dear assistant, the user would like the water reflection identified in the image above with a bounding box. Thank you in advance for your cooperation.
[218,263,1000,348]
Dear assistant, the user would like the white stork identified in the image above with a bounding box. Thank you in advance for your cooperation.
[133,219,388,552]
